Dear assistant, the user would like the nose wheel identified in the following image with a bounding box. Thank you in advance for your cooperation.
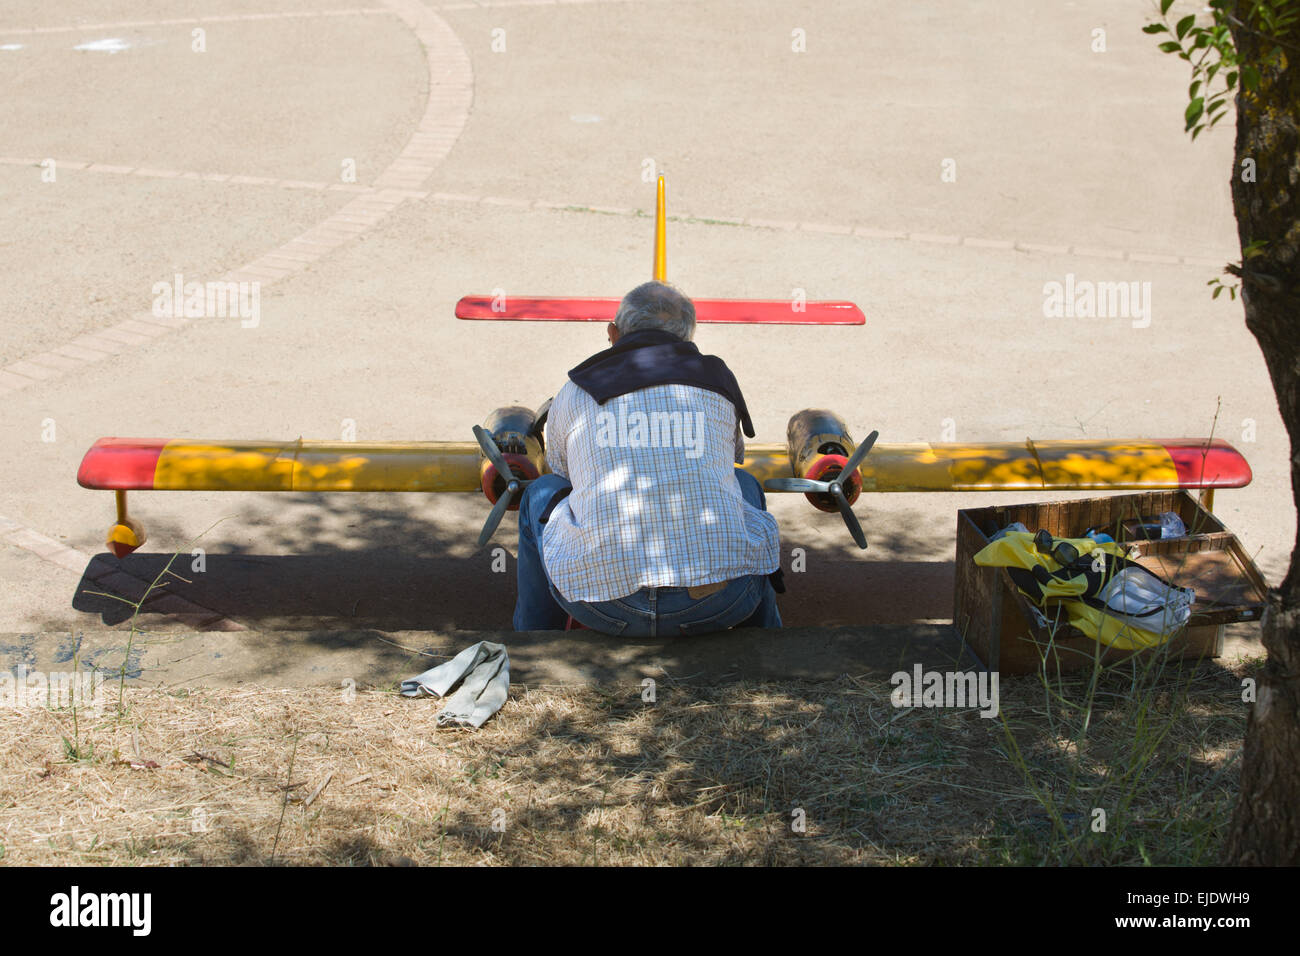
[764,430,879,549]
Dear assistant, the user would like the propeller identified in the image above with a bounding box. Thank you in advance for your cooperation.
[764,429,879,549]
[473,424,535,546]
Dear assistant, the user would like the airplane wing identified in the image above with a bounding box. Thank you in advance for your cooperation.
[79,436,1250,494]
[745,438,1251,491]
[455,296,865,326]
[77,438,485,493]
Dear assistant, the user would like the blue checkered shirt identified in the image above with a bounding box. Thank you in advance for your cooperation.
[540,380,781,602]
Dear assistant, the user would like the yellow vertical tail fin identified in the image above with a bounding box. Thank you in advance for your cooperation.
[653,175,667,282]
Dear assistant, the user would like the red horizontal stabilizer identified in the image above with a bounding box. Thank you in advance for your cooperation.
[455,296,864,326]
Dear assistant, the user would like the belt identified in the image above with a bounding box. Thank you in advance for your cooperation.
[636,579,734,599]
[686,579,732,599]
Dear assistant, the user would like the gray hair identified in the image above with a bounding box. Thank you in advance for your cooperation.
[614,281,696,341]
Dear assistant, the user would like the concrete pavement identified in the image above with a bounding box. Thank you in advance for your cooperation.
[0,0,1279,681]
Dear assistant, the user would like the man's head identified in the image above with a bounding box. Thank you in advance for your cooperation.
[608,281,696,345]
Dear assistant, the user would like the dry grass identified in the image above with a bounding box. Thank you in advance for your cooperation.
[0,659,1259,866]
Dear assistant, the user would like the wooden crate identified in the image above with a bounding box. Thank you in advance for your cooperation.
[954,491,1267,674]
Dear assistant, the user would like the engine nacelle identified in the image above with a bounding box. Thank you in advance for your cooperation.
[478,406,545,508]
[786,409,864,513]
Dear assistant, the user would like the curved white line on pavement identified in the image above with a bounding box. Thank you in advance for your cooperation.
[0,0,473,395]
[2,1,474,619]
[418,191,1233,268]
[0,148,1232,271]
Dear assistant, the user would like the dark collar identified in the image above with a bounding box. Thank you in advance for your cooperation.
[566,330,755,437]
[568,329,686,370]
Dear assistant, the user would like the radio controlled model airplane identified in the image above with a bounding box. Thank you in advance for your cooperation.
[78,178,1252,558]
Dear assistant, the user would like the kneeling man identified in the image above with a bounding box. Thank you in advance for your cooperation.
[514,281,782,636]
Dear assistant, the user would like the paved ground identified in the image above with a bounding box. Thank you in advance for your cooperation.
[0,0,1285,682]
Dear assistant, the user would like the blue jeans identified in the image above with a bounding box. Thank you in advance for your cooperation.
[513,469,783,636]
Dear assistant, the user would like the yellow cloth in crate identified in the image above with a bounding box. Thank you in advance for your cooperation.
[972,531,1171,651]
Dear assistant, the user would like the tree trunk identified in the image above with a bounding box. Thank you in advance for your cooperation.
[1223,3,1300,865]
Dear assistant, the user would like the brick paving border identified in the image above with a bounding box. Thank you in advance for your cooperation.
[0,513,246,631]
[0,0,473,397]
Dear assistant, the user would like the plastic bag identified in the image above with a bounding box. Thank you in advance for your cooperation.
[1159,511,1186,539]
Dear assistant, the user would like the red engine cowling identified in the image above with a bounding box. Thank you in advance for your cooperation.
[478,406,545,509]
[786,409,863,513]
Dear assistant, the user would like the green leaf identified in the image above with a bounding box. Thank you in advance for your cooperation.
[1185,96,1205,128]
[1212,285,1224,299]
[1161,0,1176,13]
[1158,40,1182,53]
[1143,22,1168,34]
[1176,14,1195,39]
[1225,70,1238,89]
[1189,79,1202,99]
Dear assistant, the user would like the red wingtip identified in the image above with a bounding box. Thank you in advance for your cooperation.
[79,438,167,490]
[1163,439,1254,489]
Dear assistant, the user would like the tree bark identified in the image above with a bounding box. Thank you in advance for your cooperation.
[1223,2,1300,865]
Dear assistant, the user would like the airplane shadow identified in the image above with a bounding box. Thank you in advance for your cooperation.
[71,550,956,632]
[68,493,958,631]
